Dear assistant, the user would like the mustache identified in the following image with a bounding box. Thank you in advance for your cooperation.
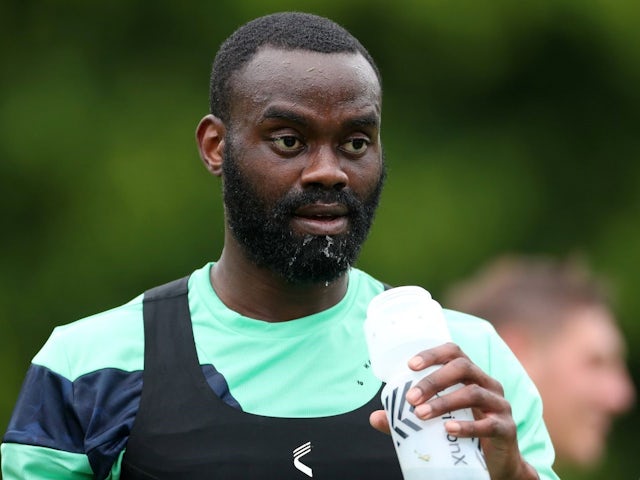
[274,189,363,217]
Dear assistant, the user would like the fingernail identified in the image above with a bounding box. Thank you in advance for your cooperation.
[414,404,432,419]
[406,387,422,403]
[408,356,423,369]
[445,421,461,434]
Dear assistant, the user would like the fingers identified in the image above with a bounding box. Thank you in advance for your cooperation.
[408,342,468,371]
[407,344,505,406]
[369,409,390,434]
[403,342,515,442]
[443,415,516,442]
[411,382,508,419]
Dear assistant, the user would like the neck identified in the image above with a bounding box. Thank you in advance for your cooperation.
[210,241,349,322]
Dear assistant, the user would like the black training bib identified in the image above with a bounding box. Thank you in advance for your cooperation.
[121,277,401,479]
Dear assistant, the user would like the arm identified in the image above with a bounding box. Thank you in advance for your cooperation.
[1,362,96,480]
[2,323,136,480]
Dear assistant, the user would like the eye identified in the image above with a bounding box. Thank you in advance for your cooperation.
[272,135,304,152]
[341,137,370,155]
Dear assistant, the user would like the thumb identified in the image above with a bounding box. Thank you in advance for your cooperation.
[369,410,391,435]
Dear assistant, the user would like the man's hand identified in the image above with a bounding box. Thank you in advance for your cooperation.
[369,342,539,480]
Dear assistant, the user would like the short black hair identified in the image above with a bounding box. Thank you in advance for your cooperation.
[209,12,381,124]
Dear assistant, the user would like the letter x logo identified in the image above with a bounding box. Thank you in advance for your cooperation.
[293,441,313,477]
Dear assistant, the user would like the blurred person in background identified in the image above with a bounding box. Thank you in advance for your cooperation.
[445,254,635,474]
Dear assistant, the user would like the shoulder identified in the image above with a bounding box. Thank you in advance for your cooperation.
[31,266,209,381]
[442,308,520,378]
[32,294,145,381]
[443,308,496,332]
[443,308,499,344]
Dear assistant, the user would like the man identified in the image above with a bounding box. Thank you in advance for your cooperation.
[2,13,558,479]
[445,254,635,473]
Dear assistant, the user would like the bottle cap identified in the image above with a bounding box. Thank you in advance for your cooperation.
[364,286,450,381]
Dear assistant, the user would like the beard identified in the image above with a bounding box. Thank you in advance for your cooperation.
[221,139,385,285]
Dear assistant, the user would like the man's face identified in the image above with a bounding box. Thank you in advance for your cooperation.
[532,307,635,468]
[221,47,384,284]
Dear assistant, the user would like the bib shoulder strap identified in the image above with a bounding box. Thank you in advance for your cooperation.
[143,275,190,303]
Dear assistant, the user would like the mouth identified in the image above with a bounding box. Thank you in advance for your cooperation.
[292,203,350,236]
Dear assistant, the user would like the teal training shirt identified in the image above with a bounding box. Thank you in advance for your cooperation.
[2,263,559,479]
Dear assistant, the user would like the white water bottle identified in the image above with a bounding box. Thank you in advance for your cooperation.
[364,286,489,480]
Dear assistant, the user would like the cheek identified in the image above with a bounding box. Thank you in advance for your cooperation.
[234,159,301,203]
[549,359,615,413]
[538,349,592,397]
[347,160,383,196]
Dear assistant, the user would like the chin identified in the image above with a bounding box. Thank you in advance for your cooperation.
[565,441,606,469]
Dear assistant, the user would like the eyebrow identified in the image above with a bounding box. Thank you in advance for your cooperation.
[260,106,380,130]
[345,113,380,129]
[260,107,308,127]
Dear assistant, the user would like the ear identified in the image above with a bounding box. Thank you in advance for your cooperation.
[196,114,226,177]
[500,327,532,358]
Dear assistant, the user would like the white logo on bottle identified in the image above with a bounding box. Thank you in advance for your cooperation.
[293,441,313,477]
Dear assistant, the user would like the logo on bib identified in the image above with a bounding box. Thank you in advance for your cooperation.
[293,441,313,477]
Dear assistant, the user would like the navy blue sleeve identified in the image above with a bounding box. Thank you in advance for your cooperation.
[4,364,141,479]
[4,363,241,479]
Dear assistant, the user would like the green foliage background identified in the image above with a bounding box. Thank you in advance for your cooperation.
[1,1,638,478]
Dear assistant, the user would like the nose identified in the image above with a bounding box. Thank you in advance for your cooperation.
[300,146,348,191]
[613,371,636,413]
[602,367,636,415]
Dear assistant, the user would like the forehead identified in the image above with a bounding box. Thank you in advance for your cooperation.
[555,306,625,356]
[228,46,381,121]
